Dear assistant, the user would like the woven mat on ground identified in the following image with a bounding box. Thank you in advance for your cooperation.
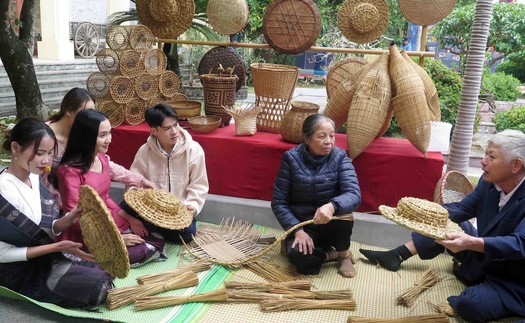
[0,222,521,323]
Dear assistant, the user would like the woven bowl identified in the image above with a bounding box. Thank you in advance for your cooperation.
[170,100,202,119]
[188,115,222,133]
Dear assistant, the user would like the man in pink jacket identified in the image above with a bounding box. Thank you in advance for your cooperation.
[120,103,209,242]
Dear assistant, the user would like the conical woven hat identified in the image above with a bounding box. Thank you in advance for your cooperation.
[124,189,193,230]
[207,0,249,36]
[78,185,130,278]
[337,0,389,44]
[379,197,463,240]
[136,0,194,39]
[399,0,457,26]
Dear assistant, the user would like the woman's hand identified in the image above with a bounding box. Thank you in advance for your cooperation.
[127,215,149,237]
[313,202,335,224]
[54,240,95,262]
[65,206,82,225]
[121,233,145,246]
[292,230,315,255]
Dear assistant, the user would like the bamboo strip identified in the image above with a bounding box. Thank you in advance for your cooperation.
[396,268,443,307]
[224,280,312,291]
[134,289,229,311]
[157,39,434,57]
[260,298,356,312]
[347,314,449,323]
[136,260,211,285]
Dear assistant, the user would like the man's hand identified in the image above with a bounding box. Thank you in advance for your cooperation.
[436,232,485,253]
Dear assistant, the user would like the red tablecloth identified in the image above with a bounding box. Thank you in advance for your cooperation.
[107,123,444,212]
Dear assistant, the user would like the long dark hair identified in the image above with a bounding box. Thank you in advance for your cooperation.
[2,118,57,160]
[59,109,108,174]
[48,88,94,123]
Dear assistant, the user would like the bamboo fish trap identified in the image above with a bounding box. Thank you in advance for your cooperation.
[183,215,354,267]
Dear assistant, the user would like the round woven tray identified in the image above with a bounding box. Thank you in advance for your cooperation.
[144,49,168,76]
[87,72,110,98]
[198,47,245,92]
[110,76,135,104]
[207,0,249,35]
[128,24,155,52]
[98,101,125,128]
[106,25,129,50]
[78,185,130,278]
[125,98,147,125]
[119,50,145,78]
[399,0,456,26]
[326,57,369,99]
[159,71,181,98]
[96,48,120,74]
[134,72,158,100]
[263,0,321,54]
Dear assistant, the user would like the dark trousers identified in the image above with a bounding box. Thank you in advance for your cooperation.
[120,200,196,243]
[284,219,353,275]
[412,221,514,322]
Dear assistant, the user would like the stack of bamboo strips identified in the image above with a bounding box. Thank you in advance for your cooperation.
[136,260,211,285]
[396,268,443,307]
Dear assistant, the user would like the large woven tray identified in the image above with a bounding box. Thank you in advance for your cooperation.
[198,47,245,92]
[263,0,321,54]
[78,185,130,278]
[207,0,249,35]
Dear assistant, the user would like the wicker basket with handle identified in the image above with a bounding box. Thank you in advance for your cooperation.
[250,63,299,133]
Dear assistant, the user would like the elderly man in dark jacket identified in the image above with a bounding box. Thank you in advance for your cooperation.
[272,114,361,278]
[360,129,525,322]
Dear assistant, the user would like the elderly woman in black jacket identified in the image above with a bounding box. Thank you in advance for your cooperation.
[272,114,361,278]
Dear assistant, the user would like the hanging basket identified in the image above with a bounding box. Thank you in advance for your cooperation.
[200,68,239,126]
[250,63,299,133]
[280,101,319,143]
[134,72,158,100]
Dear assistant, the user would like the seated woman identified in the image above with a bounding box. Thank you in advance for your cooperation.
[0,118,112,307]
[55,109,165,267]
[272,114,361,277]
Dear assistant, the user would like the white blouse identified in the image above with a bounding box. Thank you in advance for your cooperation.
[0,172,41,262]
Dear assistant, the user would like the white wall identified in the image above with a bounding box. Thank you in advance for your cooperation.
[71,0,107,24]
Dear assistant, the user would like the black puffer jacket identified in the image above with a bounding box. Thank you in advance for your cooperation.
[271,144,361,231]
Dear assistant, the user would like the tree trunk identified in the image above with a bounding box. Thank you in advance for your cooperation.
[446,0,494,174]
[0,0,48,120]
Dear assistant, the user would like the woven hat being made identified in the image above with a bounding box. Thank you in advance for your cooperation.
[379,197,463,240]
[337,0,389,44]
[78,185,130,278]
[399,0,457,26]
[124,189,193,230]
[136,0,194,39]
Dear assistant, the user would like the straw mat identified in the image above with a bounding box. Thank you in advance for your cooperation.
[0,222,521,322]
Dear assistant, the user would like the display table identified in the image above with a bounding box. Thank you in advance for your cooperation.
[107,123,444,212]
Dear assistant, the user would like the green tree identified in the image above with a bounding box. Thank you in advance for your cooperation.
[0,0,48,119]
[431,3,525,71]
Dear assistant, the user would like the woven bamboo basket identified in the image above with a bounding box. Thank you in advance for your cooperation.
[118,49,145,78]
[87,72,110,98]
[198,47,245,92]
[144,49,168,76]
[200,70,239,126]
[346,53,391,159]
[391,90,431,155]
[110,76,135,104]
[401,51,441,121]
[106,25,129,50]
[323,58,379,129]
[125,97,147,125]
[389,45,425,96]
[188,116,222,133]
[96,48,120,74]
[223,104,262,136]
[150,93,188,107]
[159,70,180,98]
[128,25,155,52]
[280,101,320,144]
[326,57,369,99]
[134,72,158,100]
[250,63,299,133]
[169,100,202,120]
[434,171,474,205]
[376,107,393,138]
[98,100,125,128]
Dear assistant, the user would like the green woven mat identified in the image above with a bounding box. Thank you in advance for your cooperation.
[0,223,521,322]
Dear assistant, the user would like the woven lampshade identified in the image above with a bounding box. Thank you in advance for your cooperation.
[263,0,321,54]
[78,185,130,278]
[337,0,389,44]
[136,0,194,38]
[207,0,249,35]
[399,0,457,26]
